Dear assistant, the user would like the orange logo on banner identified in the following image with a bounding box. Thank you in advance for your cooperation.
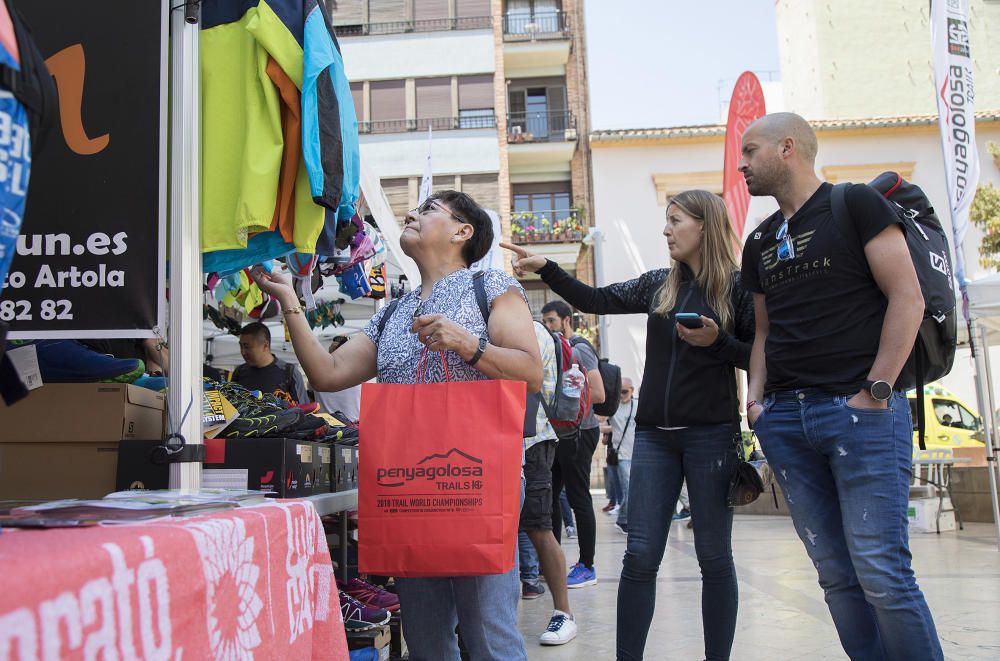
[44,43,110,155]
[723,71,766,240]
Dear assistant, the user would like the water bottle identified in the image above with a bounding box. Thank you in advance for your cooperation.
[564,363,585,398]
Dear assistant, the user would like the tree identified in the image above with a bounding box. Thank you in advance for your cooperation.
[971,182,1000,269]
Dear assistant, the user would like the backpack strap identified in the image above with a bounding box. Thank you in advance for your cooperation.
[830,182,851,231]
[538,326,563,419]
[472,270,490,324]
[376,299,401,339]
[916,350,927,450]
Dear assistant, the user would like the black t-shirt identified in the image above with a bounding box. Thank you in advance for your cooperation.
[231,358,305,402]
[741,182,903,394]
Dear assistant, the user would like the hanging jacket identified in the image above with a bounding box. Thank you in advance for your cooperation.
[537,259,755,428]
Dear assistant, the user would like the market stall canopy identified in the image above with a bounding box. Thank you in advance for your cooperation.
[967,273,1000,344]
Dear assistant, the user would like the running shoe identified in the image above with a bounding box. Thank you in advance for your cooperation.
[566,562,597,589]
[224,408,303,438]
[601,502,616,513]
[615,523,628,536]
[521,582,546,600]
[539,611,578,646]
[339,591,391,631]
[672,508,691,521]
[565,526,578,539]
[338,578,400,612]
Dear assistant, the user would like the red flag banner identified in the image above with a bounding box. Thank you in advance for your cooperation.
[722,72,766,239]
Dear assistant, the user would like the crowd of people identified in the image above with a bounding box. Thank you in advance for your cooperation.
[246,112,942,661]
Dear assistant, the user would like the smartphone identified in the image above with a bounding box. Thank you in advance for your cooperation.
[675,312,704,329]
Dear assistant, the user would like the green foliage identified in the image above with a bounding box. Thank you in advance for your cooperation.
[970,183,1000,269]
[988,141,1000,160]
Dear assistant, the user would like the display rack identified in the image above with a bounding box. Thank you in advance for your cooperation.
[306,488,358,581]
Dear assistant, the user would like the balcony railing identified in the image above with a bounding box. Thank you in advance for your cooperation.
[506,110,576,143]
[335,16,492,38]
[361,114,497,135]
[510,209,584,245]
[502,11,570,40]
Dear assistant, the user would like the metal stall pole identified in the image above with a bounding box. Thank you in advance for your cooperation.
[973,322,1000,550]
[167,2,203,490]
[584,228,608,357]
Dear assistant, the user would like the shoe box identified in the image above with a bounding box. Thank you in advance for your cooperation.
[0,383,164,499]
[334,442,358,492]
[346,625,390,660]
[116,437,332,498]
[388,612,407,660]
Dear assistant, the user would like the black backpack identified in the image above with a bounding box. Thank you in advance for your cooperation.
[831,173,957,448]
[568,335,622,418]
[0,3,57,151]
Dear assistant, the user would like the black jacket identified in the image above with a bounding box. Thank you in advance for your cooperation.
[538,260,754,428]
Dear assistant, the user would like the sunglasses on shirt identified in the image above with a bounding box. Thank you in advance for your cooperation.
[775,217,795,262]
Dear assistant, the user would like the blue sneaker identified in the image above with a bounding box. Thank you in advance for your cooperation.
[566,562,597,589]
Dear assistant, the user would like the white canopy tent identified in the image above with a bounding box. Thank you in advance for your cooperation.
[964,274,1000,550]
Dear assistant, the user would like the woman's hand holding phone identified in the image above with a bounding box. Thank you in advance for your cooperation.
[676,315,720,347]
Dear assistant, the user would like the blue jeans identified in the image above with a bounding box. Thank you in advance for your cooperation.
[617,425,740,661]
[616,459,632,527]
[755,390,943,661]
[559,488,575,528]
[518,530,539,585]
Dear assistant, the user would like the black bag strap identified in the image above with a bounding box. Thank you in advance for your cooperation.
[472,270,490,324]
[612,399,635,452]
[916,349,927,450]
[538,327,562,419]
[376,298,401,338]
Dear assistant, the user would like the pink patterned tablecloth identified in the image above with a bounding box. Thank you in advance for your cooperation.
[0,499,348,660]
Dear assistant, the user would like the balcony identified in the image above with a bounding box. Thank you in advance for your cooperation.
[510,209,584,245]
[506,110,577,176]
[335,16,492,38]
[360,114,497,135]
[502,11,570,41]
[507,110,576,143]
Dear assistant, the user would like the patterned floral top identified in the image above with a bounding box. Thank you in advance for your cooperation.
[363,268,527,384]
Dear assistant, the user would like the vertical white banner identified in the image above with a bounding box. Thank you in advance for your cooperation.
[418,126,433,205]
[932,0,979,286]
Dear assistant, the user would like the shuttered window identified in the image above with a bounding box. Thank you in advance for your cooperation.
[327,0,365,26]
[462,174,499,212]
[458,75,493,110]
[414,0,449,21]
[369,80,405,122]
[349,82,363,120]
[416,78,452,120]
[381,178,411,223]
[456,0,490,18]
[368,0,406,24]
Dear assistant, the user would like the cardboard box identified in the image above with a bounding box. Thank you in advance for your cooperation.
[908,497,956,533]
[346,625,390,653]
[0,383,164,499]
[334,443,358,492]
[116,437,332,498]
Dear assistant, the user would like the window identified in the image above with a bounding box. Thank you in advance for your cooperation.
[414,0,449,21]
[505,0,561,34]
[522,283,568,319]
[369,80,406,130]
[512,183,572,219]
[416,77,452,127]
[507,84,567,138]
[349,82,363,120]
[458,75,494,128]
[380,177,411,224]
[368,0,407,24]
[932,399,979,430]
[457,0,490,17]
[462,174,499,211]
[328,0,365,28]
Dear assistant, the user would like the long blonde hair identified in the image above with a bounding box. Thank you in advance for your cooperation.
[653,190,740,331]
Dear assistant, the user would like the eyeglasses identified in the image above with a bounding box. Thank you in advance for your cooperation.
[411,199,467,224]
[775,217,795,262]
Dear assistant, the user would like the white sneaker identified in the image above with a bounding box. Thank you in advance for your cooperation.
[539,610,577,646]
[565,525,578,539]
[605,505,620,517]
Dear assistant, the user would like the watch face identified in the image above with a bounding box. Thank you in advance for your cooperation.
[870,380,892,401]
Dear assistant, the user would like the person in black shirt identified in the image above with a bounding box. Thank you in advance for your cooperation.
[232,322,309,404]
[504,189,754,661]
[740,112,942,660]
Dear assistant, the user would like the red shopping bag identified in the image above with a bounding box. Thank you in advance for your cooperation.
[358,351,525,577]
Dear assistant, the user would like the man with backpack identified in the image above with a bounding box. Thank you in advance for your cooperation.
[540,301,605,588]
[741,112,943,660]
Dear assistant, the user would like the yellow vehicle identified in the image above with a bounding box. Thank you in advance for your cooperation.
[906,385,984,448]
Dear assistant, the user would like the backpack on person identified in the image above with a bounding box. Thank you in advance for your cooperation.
[568,336,622,418]
[540,328,591,434]
[830,172,958,449]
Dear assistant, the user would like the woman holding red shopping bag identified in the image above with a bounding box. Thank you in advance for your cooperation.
[252,190,541,661]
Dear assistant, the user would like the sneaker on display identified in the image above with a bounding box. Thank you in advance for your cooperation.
[539,611,578,646]
[339,591,391,631]
[338,578,400,612]
[566,562,597,589]
[565,526,578,539]
[521,581,546,600]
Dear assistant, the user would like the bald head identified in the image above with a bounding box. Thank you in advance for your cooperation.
[620,377,634,401]
[747,112,818,163]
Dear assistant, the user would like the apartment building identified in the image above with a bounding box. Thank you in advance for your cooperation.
[325,0,596,315]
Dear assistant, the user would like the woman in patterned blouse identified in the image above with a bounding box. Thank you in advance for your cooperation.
[253,190,541,661]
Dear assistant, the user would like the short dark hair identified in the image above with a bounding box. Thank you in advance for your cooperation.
[541,300,573,321]
[240,321,271,345]
[431,190,493,266]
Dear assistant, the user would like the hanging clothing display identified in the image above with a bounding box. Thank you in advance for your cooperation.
[200,0,359,272]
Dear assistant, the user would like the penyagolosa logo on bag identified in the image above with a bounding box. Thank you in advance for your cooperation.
[376,448,485,490]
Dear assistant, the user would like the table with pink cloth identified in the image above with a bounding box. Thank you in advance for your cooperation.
[0,499,348,660]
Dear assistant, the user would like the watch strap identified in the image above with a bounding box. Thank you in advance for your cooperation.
[467,336,488,366]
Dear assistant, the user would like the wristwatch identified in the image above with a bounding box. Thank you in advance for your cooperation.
[467,336,488,366]
[864,379,893,401]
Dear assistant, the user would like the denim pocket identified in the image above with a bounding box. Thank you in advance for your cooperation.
[750,394,775,429]
[837,394,893,415]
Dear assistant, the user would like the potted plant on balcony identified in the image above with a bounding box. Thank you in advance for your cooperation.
[510,222,525,243]
[552,219,566,241]
[538,216,551,241]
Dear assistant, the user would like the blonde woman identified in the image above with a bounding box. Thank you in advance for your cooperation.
[503,190,754,661]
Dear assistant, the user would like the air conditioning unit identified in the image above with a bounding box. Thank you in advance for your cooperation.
[511,126,523,135]
[565,127,578,141]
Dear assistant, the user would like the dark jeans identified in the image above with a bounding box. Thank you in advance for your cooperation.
[551,426,600,567]
[617,425,740,661]
[755,390,943,661]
